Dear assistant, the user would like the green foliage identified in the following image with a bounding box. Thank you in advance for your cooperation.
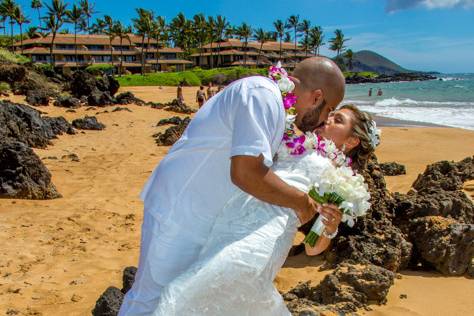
[0,81,11,93]
[86,64,115,75]
[117,67,268,87]
[117,70,201,87]
[344,71,379,78]
[33,63,54,73]
[0,48,30,64]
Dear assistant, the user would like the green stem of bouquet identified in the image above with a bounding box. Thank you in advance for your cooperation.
[303,187,345,247]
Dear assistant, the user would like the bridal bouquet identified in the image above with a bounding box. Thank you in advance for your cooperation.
[303,165,371,247]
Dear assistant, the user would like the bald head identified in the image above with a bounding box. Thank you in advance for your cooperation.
[292,57,346,108]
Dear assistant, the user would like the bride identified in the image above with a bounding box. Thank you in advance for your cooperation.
[153,104,377,316]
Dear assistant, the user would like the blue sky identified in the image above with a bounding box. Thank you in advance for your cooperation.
[15,0,474,73]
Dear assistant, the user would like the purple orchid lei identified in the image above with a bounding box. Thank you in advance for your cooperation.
[269,63,352,168]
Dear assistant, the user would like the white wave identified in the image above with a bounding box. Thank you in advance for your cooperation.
[372,97,474,108]
[439,77,463,81]
[343,98,474,130]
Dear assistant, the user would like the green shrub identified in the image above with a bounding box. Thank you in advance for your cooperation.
[116,66,269,87]
[0,48,30,64]
[0,81,10,93]
[86,64,115,75]
[117,71,201,87]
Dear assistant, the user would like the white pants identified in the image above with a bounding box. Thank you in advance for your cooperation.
[118,211,207,315]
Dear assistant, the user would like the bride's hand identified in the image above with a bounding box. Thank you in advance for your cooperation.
[320,204,342,234]
[295,194,320,225]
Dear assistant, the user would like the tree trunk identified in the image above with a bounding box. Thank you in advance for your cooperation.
[140,35,145,76]
[145,37,150,74]
[37,9,42,29]
[50,32,56,67]
[279,37,282,60]
[9,19,14,51]
[217,42,221,67]
[120,37,123,76]
[258,42,263,67]
[74,24,78,70]
[19,23,23,54]
[210,41,214,69]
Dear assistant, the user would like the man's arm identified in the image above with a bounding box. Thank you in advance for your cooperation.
[230,154,318,225]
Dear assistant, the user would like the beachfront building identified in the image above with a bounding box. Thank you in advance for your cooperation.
[13,33,192,73]
[190,38,315,69]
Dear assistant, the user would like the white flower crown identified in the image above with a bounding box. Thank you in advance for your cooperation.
[368,120,381,149]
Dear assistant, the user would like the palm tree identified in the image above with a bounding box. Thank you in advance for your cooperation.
[26,25,42,38]
[207,16,216,68]
[192,13,207,66]
[102,15,115,67]
[329,29,349,58]
[0,15,5,36]
[235,22,251,66]
[309,26,324,55]
[286,15,300,62]
[31,0,42,28]
[14,6,30,54]
[66,4,84,68]
[151,15,166,69]
[170,13,189,51]
[214,15,228,67]
[345,49,354,70]
[0,0,18,51]
[79,0,96,33]
[111,21,131,76]
[133,8,153,75]
[90,17,106,34]
[43,0,68,66]
[300,19,311,56]
[284,31,291,43]
[273,19,284,60]
[254,28,270,66]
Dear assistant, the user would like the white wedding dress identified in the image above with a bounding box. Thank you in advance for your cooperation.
[153,144,334,316]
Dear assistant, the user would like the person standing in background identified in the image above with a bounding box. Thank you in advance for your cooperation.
[377,88,383,96]
[177,82,184,104]
[368,88,372,97]
[196,86,206,108]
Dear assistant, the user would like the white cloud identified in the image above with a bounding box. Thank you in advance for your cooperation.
[386,0,474,12]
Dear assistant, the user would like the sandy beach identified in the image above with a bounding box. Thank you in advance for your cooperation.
[0,86,473,316]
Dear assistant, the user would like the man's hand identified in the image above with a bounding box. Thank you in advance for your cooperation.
[294,194,320,225]
[319,204,342,234]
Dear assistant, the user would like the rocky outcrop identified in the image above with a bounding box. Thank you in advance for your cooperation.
[115,91,145,105]
[25,89,52,106]
[346,72,436,84]
[53,95,82,108]
[72,116,106,130]
[408,216,474,276]
[149,99,196,114]
[394,157,474,275]
[0,101,74,148]
[284,263,395,314]
[70,71,119,106]
[92,287,124,316]
[301,155,413,272]
[0,140,61,199]
[154,117,191,146]
[380,162,406,176]
[92,267,137,316]
[156,116,188,126]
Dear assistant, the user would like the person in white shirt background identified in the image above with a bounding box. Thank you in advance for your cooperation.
[118,57,346,315]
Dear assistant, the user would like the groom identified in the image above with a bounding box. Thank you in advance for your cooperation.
[119,57,346,315]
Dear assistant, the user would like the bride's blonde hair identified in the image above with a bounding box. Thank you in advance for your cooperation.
[340,104,377,170]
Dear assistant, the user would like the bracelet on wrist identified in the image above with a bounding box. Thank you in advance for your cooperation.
[322,227,338,239]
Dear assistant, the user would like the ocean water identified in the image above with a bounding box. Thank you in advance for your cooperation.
[343,73,474,130]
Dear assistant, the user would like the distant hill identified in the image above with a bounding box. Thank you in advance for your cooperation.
[346,50,411,75]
